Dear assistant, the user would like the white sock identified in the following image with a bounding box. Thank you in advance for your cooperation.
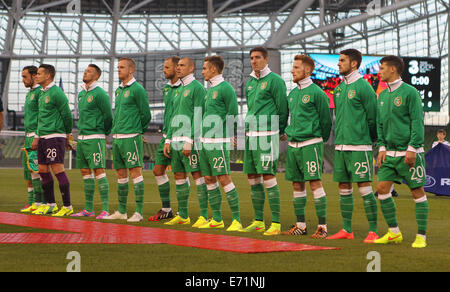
[417,234,426,240]
[389,226,400,234]
[296,222,306,229]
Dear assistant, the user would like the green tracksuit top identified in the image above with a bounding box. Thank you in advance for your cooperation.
[162,80,181,135]
[37,83,73,136]
[333,71,377,146]
[24,85,42,134]
[77,83,113,136]
[244,67,289,135]
[112,78,151,135]
[285,78,332,143]
[201,76,239,140]
[167,75,207,143]
[377,80,424,151]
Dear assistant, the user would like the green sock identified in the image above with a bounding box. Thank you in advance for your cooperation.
[97,176,110,213]
[362,192,378,233]
[176,181,190,219]
[117,180,129,214]
[32,178,43,204]
[293,191,307,223]
[196,181,209,219]
[340,193,354,233]
[134,178,145,215]
[225,184,240,222]
[250,183,265,221]
[156,175,171,209]
[267,183,281,223]
[415,199,429,235]
[83,177,96,213]
[159,182,171,208]
[207,184,222,222]
[379,195,398,228]
[27,187,35,205]
[313,188,327,225]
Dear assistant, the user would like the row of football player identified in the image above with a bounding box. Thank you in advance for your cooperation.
[18,47,428,248]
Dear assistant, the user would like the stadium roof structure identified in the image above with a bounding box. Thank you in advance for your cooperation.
[0,0,447,55]
[0,0,383,15]
[0,0,448,126]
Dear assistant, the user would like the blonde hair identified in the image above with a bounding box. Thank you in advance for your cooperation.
[119,58,136,70]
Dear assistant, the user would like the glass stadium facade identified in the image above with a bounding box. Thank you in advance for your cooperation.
[0,0,448,128]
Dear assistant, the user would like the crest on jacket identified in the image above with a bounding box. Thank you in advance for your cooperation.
[348,90,356,99]
[394,96,403,106]
[302,95,311,103]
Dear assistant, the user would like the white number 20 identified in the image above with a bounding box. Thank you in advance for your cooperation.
[409,165,425,180]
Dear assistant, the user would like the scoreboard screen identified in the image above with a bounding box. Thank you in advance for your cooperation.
[401,57,441,112]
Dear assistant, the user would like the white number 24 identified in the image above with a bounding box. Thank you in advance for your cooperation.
[127,152,137,162]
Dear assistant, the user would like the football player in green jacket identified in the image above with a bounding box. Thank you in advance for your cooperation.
[197,55,242,231]
[281,55,332,238]
[240,47,289,236]
[326,49,379,243]
[71,64,113,219]
[374,56,428,248]
[32,64,74,217]
[105,58,151,222]
[19,65,44,213]
[147,56,181,222]
[163,57,209,227]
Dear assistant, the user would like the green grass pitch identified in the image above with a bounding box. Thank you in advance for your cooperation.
[0,169,449,272]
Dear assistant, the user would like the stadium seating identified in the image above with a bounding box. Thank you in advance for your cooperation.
[0,136,24,159]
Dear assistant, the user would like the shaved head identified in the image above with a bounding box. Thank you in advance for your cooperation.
[181,57,195,69]
[177,57,195,79]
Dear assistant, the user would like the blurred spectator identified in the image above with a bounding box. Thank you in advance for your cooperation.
[432,129,450,148]
[0,141,4,160]
[0,93,4,132]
